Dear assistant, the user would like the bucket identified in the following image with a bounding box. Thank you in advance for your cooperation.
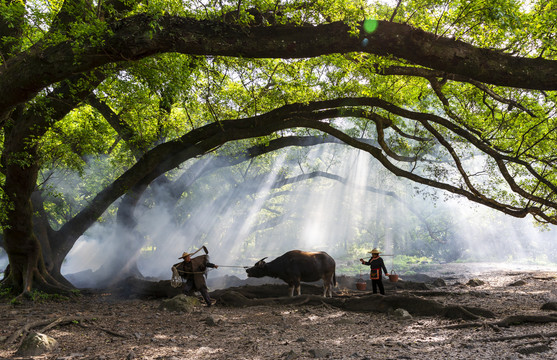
[356,278,367,290]
[388,270,399,283]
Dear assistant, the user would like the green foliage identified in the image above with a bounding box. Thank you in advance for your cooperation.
[0,182,12,227]
[10,297,21,305]
[26,290,70,302]
[391,255,434,274]
[0,0,25,28]
[0,287,13,300]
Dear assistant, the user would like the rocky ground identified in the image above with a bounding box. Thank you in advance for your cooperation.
[1,263,557,360]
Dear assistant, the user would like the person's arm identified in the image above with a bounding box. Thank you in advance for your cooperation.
[175,262,189,277]
[380,258,389,276]
[360,258,371,265]
[206,262,219,269]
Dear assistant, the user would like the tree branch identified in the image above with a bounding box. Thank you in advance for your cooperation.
[3,17,557,113]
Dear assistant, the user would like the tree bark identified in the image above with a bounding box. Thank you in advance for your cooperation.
[2,125,70,295]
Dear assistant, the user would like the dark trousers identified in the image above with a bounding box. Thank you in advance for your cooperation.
[371,278,385,295]
[183,279,212,305]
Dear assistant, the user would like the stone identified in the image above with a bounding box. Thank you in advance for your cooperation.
[159,294,200,312]
[541,302,557,311]
[507,279,527,287]
[204,316,219,326]
[15,332,58,356]
[308,348,332,358]
[466,279,485,287]
[392,308,412,319]
[282,350,297,360]
[431,278,446,287]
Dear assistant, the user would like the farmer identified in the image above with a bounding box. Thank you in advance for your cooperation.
[360,248,389,295]
[175,251,219,307]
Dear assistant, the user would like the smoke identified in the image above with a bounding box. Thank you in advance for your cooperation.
[0,250,7,281]
[55,144,557,288]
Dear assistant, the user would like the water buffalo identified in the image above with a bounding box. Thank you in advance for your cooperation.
[246,250,336,297]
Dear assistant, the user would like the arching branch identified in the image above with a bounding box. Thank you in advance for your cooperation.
[3,18,557,113]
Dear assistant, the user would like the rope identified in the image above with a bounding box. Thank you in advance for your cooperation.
[175,265,248,276]
[176,269,208,275]
[216,265,250,269]
[171,264,248,288]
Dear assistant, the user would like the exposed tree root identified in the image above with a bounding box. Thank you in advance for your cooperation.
[211,290,495,320]
[483,331,557,342]
[112,278,496,321]
[441,314,557,330]
[5,316,93,348]
[494,314,557,327]
[77,322,128,338]
[4,314,130,351]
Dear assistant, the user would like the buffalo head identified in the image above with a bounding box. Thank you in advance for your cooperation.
[245,257,268,278]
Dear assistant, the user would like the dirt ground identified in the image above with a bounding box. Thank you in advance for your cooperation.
[1,263,557,360]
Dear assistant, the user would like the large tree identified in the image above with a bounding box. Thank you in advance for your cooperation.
[1,0,557,296]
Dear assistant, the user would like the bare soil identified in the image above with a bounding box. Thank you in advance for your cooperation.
[2,264,557,360]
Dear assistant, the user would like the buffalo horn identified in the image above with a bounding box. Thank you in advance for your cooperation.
[255,257,268,266]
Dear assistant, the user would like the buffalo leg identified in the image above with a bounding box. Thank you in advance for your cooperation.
[292,280,301,296]
[323,276,334,297]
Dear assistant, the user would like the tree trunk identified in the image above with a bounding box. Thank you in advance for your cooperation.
[2,129,72,295]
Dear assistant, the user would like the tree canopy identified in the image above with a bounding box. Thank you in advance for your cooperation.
[1,0,557,297]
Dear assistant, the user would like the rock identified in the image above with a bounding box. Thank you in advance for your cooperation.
[507,279,527,287]
[431,278,446,287]
[466,279,485,287]
[159,294,200,312]
[282,350,297,360]
[15,332,58,356]
[541,302,557,311]
[204,315,223,326]
[392,308,412,319]
[308,348,332,358]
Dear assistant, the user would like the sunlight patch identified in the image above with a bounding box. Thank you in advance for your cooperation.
[363,19,379,34]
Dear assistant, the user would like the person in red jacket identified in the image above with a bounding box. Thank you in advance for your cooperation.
[360,248,389,295]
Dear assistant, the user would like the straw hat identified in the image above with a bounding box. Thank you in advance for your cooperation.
[179,252,192,259]
[368,248,380,254]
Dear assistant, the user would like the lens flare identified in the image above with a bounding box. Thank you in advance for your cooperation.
[363,19,378,34]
